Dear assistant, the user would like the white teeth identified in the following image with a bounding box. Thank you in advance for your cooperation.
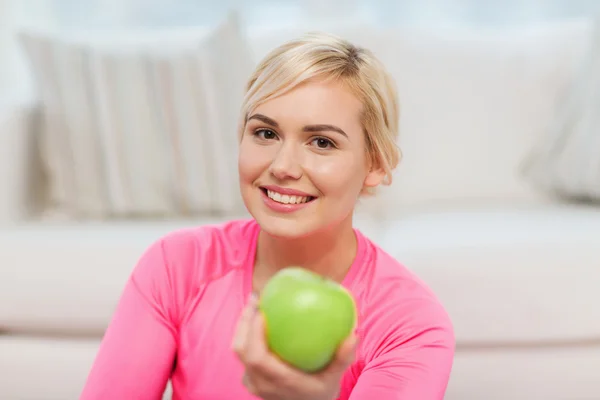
[266,190,311,205]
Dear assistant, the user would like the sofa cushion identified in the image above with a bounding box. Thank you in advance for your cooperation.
[0,335,172,399]
[1,335,598,400]
[0,213,384,335]
[2,206,598,343]
[446,346,600,400]
[378,204,600,344]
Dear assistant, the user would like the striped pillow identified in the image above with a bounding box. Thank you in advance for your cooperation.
[521,19,600,203]
[19,12,253,219]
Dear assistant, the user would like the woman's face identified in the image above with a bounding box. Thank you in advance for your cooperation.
[238,79,384,239]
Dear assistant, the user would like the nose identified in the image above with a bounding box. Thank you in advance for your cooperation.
[269,142,303,181]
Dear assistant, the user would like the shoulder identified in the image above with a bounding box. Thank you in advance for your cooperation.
[126,218,258,324]
[157,219,257,265]
[148,218,258,278]
[130,218,258,295]
[356,235,455,360]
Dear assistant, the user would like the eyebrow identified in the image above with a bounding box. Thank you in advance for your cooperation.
[247,113,348,138]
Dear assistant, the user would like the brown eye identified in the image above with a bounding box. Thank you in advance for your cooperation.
[255,129,277,140]
[312,137,334,149]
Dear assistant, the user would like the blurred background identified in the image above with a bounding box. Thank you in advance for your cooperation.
[2,0,600,101]
[1,1,600,399]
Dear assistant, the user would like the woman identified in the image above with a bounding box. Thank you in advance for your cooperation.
[81,32,455,399]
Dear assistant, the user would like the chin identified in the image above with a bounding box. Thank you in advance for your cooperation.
[248,205,353,241]
[242,200,321,240]
[253,213,320,239]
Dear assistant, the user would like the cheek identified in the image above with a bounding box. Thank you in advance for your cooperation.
[306,153,367,196]
[238,138,269,181]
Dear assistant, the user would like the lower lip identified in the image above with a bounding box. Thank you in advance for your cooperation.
[260,190,315,213]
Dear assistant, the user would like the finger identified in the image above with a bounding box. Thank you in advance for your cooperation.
[245,311,299,380]
[241,372,259,396]
[232,293,259,356]
[318,332,358,379]
[244,311,270,367]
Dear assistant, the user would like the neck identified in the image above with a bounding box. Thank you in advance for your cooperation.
[253,216,358,291]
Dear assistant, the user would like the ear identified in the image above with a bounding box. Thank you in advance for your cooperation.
[363,166,386,189]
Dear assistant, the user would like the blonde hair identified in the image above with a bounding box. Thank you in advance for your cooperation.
[239,32,401,189]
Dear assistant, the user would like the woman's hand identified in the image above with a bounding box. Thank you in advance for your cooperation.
[232,294,357,400]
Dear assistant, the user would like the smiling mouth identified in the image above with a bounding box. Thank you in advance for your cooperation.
[260,187,316,205]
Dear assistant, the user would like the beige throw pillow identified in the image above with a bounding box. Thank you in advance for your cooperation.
[19,12,253,219]
[521,18,600,203]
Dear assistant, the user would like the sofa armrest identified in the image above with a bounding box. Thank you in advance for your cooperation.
[0,101,43,225]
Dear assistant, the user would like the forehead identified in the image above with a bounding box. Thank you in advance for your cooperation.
[251,79,363,131]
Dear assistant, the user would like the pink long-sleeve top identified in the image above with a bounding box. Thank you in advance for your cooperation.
[81,218,455,399]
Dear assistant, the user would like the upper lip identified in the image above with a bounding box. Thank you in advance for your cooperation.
[260,185,316,198]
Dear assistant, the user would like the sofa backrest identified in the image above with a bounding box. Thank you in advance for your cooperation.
[0,17,594,223]
[246,18,594,217]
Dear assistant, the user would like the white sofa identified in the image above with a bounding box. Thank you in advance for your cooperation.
[1,18,600,400]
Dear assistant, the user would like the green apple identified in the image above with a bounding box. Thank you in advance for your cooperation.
[258,266,357,373]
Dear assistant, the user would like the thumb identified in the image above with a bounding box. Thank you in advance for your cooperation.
[320,333,358,379]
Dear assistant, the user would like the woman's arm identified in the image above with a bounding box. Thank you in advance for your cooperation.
[349,302,455,400]
[80,239,178,400]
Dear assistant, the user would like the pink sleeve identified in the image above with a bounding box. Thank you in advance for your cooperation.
[349,302,455,400]
[80,239,178,400]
